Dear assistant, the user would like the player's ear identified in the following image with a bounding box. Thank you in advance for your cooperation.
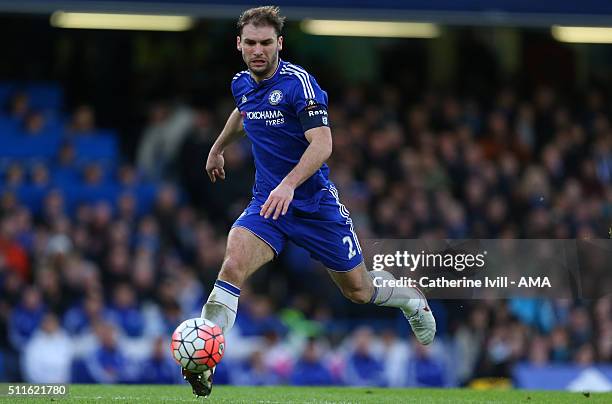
[236,36,242,52]
[278,35,283,51]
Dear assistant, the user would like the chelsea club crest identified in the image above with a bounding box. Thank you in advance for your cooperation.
[268,90,283,105]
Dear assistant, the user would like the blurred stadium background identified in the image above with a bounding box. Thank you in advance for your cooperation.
[0,0,611,392]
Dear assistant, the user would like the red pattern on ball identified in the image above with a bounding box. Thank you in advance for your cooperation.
[211,325,222,336]
[204,338,214,353]
[170,320,226,370]
[196,328,211,339]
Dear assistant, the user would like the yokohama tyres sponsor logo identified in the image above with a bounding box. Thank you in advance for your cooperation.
[245,110,284,120]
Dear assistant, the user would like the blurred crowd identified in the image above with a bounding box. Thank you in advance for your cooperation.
[0,80,611,387]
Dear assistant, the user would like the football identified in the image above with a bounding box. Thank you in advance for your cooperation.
[171,318,225,373]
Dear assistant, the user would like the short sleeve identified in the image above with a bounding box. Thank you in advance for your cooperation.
[231,71,248,111]
[285,66,330,131]
[231,79,241,111]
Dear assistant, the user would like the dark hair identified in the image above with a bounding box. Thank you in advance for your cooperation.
[237,5,285,36]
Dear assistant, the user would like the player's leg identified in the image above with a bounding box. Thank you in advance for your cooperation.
[186,202,283,398]
[200,226,275,334]
[286,186,435,344]
[326,261,373,304]
[327,263,436,345]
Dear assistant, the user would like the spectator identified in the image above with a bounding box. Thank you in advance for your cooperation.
[0,215,29,281]
[550,326,571,362]
[137,102,194,180]
[4,164,25,188]
[569,307,593,348]
[8,92,29,120]
[291,339,335,386]
[261,330,293,380]
[140,336,180,384]
[52,143,80,187]
[178,108,216,208]
[380,329,410,387]
[68,104,96,134]
[8,287,45,350]
[132,250,157,301]
[135,215,160,253]
[455,306,488,384]
[527,335,550,366]
[85,322,127,384]
[107,283,145,338]
[63,292,107,335]
[22,313,72,383]
[409,342,447,387]
[153,184,180,247]
[23,111,47,135]
[342,327,385,386]
[236,296,285,337]
[574,343,596,367]
[233,351,280,386]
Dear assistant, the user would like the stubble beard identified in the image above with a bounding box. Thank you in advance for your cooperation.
[248,52,279,80]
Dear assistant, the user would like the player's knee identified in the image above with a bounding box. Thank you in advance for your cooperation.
[218,257,247,287]
[342,286,372,304]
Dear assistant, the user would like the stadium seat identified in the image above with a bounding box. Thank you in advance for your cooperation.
[0,82,17,108]
[16,184,50,215]
[0,81,63,113]
[122,183,158,216]
[0,115,20,135]
[72,131,119,161]
[25,82,64,112]
[75,183,121,206]
[0,135,61,160]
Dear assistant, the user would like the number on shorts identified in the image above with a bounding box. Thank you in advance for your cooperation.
[342,236,357,259]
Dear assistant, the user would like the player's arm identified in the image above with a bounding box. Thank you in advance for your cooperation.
[206,108,244,183]
[260,126,332,220]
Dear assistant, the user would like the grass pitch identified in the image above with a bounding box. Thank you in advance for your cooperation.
[1,385,610,403]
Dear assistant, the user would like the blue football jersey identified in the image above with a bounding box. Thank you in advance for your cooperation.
[231,59,332,213]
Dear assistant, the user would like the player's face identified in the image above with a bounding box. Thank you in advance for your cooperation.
[237,24,283,79]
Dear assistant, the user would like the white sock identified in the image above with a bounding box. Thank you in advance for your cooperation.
[201,279,240,334]
[368,270,424,315]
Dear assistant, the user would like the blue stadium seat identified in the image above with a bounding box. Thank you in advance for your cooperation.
[52,166,80,187]
[15,126,63,142]
[0,82,17,108]
[16,184,50,215]
[0,135,61,160]
[75,183,121,206]
[0,81,63,113]
[122,183,158,216]
[0,115,20,136]
[72,131,119,162]
[25,82,64,111]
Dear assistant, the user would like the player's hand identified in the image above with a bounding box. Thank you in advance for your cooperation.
[260,182,294,220]
[206,151,225,183]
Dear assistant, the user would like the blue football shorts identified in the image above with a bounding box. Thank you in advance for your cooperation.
[232,185,363,272]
